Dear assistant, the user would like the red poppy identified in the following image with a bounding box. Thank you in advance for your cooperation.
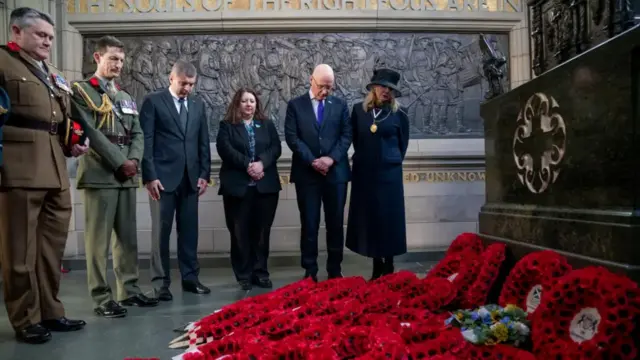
[88,77,100,88]
[6,41,20,52]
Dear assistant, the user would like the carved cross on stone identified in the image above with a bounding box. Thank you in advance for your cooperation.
[513,93,567,194]
[518,115,557,173]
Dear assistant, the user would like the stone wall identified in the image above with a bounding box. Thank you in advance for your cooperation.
[63,139,486,258]
[0,0,531,260]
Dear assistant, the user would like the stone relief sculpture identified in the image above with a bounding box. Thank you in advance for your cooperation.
[83,32,509,140]
[479,34,507,100]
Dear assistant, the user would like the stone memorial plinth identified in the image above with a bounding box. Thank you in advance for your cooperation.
[479,24,640,282]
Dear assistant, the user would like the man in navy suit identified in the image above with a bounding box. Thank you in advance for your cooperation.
[140,60,212,300]
[284,64,352,281]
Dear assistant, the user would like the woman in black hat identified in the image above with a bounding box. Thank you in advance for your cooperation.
[346,68,409,280]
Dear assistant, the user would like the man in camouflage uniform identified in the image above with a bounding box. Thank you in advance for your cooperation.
[71,35,159,319]
[0,7,88,344]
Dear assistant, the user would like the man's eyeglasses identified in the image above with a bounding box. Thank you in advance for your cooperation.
[312,77,334,91]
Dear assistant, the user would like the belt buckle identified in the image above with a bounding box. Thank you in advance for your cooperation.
[116,133,124,147]
[49,121,58,135]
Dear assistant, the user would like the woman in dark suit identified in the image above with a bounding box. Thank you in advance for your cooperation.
[346,69,410,281]
[216,88,282,290]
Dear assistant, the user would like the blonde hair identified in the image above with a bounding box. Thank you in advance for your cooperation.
[362,89,399,113]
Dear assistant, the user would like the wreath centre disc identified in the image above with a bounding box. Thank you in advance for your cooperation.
[447,273,458,282]
[569,307,601,343]
[525,284,542,313]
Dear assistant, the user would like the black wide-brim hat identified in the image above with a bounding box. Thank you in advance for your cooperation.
[0,87,9,128]
[366,68,402,97]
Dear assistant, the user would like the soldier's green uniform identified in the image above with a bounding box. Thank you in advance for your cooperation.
[71,77,144,307]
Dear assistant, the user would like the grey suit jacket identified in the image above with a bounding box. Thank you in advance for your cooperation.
[140,88,211,193]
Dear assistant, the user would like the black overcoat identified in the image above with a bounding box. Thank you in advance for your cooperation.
[346,102,409,258]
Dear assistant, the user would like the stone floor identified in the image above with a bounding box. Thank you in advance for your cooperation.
[0,259,435,360]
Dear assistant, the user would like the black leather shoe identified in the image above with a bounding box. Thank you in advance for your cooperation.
[251,277,272,289]
[156,287,173,301]
[120,294,160,307]
[94,300,127,318]
[328,272,343,280]
[16,324,51,344]
[238,280,252,290]
[182,280,211,294]
[304,273,318,282]
[41,317,86,332]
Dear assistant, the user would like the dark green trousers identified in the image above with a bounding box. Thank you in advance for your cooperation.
[84,188,141,307]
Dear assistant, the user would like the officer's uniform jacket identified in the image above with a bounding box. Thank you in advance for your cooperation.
[71,77,144,189]
[0,44,73,189]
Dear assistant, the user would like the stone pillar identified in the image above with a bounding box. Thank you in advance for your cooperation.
[508,5,531,88]
[56,2,84,82]
[0,0,14,45]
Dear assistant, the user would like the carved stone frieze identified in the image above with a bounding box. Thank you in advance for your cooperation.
[527,0,636,76]
[82,32,510,141]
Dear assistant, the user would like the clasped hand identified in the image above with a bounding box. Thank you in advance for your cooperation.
[70,138,90,157]
[119,159,138,178]
[247,161,264,180]
[312,156,334,176]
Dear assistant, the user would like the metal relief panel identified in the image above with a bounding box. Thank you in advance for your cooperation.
[83,33,510,140]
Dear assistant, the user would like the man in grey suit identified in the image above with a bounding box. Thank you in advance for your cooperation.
[140,60,212,301]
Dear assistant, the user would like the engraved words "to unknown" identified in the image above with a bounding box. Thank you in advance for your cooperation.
[135,170,485,187]
[69,0,523,13]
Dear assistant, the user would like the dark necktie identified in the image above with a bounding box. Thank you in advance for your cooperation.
[178,98,187,131]
[317,100,324,125]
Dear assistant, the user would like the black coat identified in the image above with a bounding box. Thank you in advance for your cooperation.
[346,103,410,258]
[284,93,352,184]
[216,119,282,197]
[140,89,211,192]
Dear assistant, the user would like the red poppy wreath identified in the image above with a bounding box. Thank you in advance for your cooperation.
[445,232,485,257]
[459,243,506,309]
[498,250,572,317]
[467,344,536,360]
[425,249,480,309]
[532,266,640,359]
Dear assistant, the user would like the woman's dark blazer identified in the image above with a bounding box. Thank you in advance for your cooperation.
[216,119,282,198]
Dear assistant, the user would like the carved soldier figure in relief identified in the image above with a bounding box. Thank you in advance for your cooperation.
[153,41,173,90]
[131,41,154,94]
[479,34,507,100]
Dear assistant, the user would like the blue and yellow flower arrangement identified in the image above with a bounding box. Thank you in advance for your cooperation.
[445,304,530,347]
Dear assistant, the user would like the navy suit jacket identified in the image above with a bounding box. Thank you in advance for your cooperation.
[139,89,211,193]
[284,93,352,184]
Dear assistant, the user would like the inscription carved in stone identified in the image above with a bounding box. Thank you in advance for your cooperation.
[83,32,509,140]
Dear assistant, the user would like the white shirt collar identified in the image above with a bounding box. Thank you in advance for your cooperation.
[309,89,324,103]
[169,87,184,101]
